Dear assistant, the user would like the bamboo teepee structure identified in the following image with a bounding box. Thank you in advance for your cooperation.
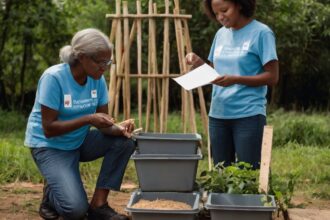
[106,0,208,136]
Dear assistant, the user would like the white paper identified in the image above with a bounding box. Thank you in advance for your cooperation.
[173,64,219,90]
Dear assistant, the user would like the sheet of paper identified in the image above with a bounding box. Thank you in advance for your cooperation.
[173,64,219,90]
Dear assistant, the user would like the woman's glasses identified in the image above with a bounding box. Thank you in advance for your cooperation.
[90,56,112,68]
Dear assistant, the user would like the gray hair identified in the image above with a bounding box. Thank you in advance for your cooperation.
[59,28,113,65]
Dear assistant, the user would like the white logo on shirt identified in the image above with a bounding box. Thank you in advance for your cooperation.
[91,90,97,98]
[242,41,250,51]
[214,45,223,57]
[64,94,72,108]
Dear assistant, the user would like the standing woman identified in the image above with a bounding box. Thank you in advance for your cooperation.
[24,28,134,220]
[186,0,279,169]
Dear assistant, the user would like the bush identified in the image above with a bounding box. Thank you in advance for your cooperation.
[268,110,330,147]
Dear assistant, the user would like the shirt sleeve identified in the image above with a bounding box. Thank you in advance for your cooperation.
[37,73,61,111]
[208,33,217,63]
[258,30,278,65]
[98,76,109,107]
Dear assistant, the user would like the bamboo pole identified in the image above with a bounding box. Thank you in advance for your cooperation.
[161,0,170,133]
[151,2,159,132]
[183,17,210,168]
[145,0,153,132]
[116,73,181,78]
[123,1,131,119]
[114,0,122,119]
[136,0,143,129]
[173,0,185,132]
[106,14,192,19]
[154,3,162,130]
[181,20,196,133]
[108,18,117,116]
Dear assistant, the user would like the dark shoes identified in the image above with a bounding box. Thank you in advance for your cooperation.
[39,183,59,220]
[88,203,129,220]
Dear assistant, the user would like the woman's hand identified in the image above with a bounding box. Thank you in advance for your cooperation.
[211,75,238,87]
[89,113,115,128]
[118,119,135,138]
[100,119,135,138]
[185,52,205,70]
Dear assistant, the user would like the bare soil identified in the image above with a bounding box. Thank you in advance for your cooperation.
[0,182,329,220]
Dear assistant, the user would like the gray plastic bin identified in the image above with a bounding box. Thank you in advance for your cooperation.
[131,149,203,192]
[133,132,201,154]
[205,193,276,220]
[126,190,200,220]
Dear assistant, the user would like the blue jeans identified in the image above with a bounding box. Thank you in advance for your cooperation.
[31,130,135,220]
[209,115,266,169]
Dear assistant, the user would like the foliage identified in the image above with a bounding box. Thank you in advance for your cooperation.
[0,109,27,133]
[269,173,299,219]
[268,109,330,147]
[1,0,330,111]
[199,162,259,194]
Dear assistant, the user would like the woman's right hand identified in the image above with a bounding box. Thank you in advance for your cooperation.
[185,52,205,70]
[88,113,115,128]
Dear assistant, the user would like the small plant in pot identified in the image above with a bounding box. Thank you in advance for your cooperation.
[198,162,298,220]
[199,161,259,194]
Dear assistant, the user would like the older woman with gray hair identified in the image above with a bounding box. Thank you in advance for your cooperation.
[24,28,134,220]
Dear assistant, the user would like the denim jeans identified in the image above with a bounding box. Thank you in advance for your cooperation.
[209,115,266,169]
[31,129,135,220]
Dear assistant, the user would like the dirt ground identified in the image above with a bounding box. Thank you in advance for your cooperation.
[0,182,329,220]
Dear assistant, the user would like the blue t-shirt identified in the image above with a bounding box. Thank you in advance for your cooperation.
[208,20,278,119]
[24,63,108,150]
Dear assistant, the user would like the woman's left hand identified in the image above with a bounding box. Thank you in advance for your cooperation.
[211,75,237,87]
[118,119,135,138]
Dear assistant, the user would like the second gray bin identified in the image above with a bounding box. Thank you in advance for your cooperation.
[131,150,203,192]
[133,132,201,154]
[126,190,200,220]
[205,193,276,220]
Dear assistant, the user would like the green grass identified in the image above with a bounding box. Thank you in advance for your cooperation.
[0,109,329,202]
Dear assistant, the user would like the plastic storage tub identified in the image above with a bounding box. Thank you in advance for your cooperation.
[133,132,201,154]
[126,190,200,220]
[131,149,202,192]
[205,193,276,220]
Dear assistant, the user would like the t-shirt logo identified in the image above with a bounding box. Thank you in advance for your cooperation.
[91,90,97,98]
[242,41,250,51]
[64,94,72,108]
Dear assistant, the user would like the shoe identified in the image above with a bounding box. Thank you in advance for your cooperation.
[39,182,59,220]
[88,203,129,220]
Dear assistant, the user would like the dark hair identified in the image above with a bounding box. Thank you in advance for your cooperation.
[203,0,256,21]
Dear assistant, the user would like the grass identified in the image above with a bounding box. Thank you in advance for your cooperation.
[0,109,329,202]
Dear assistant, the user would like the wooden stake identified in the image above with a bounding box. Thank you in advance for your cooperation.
[137,0,143,129]
[145,0,153,132]
[161,0,170,133]
[114,0,122,119]
[259,125,274,193]
[152,2,159,132]
[174,0,187,132]
[123,1,131,119]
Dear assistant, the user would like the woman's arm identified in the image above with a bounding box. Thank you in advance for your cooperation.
[97,105,135,137]
[212,60,279,87]
[41,104,114,138]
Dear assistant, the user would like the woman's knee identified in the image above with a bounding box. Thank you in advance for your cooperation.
[59,199,89,220]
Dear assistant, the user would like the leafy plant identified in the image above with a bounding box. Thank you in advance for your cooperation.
[269,173,299,220]
[198,162,259,194]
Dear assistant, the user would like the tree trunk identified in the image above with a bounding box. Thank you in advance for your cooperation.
[0,0,13,109]
[19,40,29,111]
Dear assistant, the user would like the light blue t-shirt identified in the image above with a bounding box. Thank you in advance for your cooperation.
[208,20,278,119]
[24,63,108,150]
